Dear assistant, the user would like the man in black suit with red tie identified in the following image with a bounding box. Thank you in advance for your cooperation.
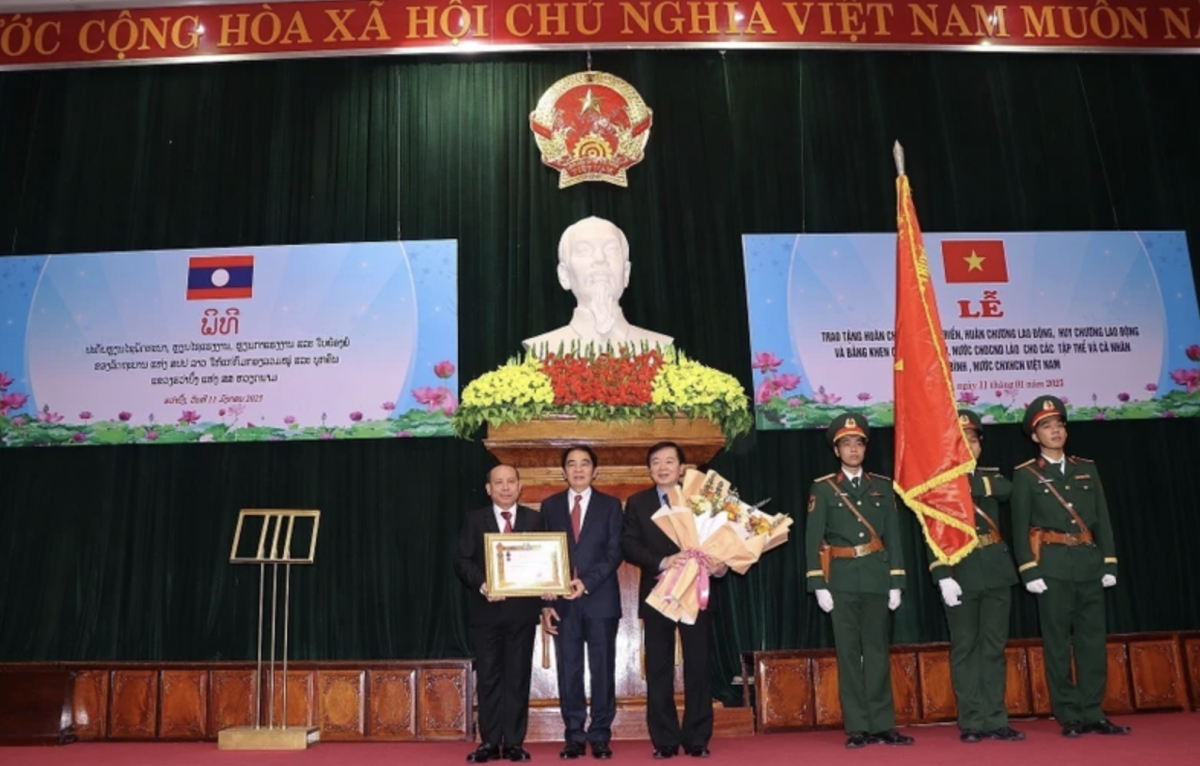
[541,445,624,760]
[455,464,546,763]
[622,442,725,760]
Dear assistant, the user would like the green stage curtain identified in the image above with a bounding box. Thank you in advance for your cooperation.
[2,51,1200,706]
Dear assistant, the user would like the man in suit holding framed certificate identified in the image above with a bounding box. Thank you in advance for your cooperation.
[541,445,624,760]
[455,464,546,763]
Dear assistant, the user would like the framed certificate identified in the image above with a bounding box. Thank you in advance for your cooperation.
[484,532,572,597]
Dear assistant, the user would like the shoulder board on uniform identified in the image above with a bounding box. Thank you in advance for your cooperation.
[812,473,835,484]
[977,466,1000,473]
[867,472,892,482]
[1015,458,1036,469]
[1069,456,1094,463]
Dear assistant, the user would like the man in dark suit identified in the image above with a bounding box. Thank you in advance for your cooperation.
[455,464,546,763]
[621,441,725,760]
[541,445,624,760]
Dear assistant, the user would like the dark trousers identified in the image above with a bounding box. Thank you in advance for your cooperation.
[472,620,536,748]
[830,591,895,734]
[1036,577,1108,724]
[945,586,1012,731]
[554,611,619,745]
[643,607,713,750]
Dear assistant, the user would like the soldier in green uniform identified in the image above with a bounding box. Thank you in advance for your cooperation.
[928,410,1023,744]
[1011,395,1129,738]
[805,413,914,749]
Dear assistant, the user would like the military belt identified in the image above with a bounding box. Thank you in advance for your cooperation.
[825,537,885,559]
[1034,528,1094,547]
[977,532,1001,547]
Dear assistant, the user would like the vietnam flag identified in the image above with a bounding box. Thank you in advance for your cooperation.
[892,150,978,565]
[942,240,1009,283]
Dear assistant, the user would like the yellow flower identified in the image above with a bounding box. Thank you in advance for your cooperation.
[461,359,554,409]
[652,352,749,414]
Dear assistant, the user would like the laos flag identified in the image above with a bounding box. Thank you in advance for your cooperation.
[187,255,254,300]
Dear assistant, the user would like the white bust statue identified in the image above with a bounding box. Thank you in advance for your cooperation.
[522,216,673,351]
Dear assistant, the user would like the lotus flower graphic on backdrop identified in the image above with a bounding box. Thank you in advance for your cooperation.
[179,410,201,425]
[752,351,783,373]
[775,373,801,392]
[434,360,456,379]
[1186,344,1200,363]
[36,406,62,424]
[754,380,778,405]
[0,392,29,416]
[813,386,841,405]
[382,401,396,411]
[0,371,13,391]
[413,386,457,415]
[349,411,364,422]
[1170,368,1200,393]
[957,391,980,406]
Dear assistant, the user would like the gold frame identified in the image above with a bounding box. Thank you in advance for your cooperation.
[229,509,320,565]
[485,532,572,597]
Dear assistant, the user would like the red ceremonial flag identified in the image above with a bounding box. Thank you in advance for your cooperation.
[892,146,978,565]
[941,240,1009,283]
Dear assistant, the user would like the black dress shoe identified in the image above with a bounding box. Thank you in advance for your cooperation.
[560,742,586,759]
[1083,719,1131,735]
[507,746,532,762]
[960,729,982,743]
[467,744,501,763]
[845,732,870,749]
[652,746,678,759]
[1061,721,1084,738]
[984,726,1026,741]
[590,742,612,759]
[686,745,710,758]
[873,729,915,745]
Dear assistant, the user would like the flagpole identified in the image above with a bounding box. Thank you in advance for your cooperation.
[893,141,905,177]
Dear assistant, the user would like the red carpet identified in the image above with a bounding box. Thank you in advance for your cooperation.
[4,714,1197,766]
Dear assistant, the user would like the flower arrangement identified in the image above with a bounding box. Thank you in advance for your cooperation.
[452,345,751,441]
[648,468,792,624]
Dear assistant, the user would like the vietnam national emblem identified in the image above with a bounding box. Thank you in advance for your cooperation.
[529,70,652,189]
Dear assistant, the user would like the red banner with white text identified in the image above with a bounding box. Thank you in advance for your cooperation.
[0,1,1198,70]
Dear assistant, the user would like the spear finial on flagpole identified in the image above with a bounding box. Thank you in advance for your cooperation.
[893,140,906,177]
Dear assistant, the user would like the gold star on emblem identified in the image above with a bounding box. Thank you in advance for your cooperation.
[964,250,985,271]
[579,88,603,115]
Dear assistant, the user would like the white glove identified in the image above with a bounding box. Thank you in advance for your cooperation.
[1025,578,1048,594]
[938,578,963,607]
[888,589,902,611]
[815,589,834,613]
[1102,574,1117,588]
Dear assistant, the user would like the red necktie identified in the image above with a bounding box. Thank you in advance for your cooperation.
[571,494,582,543]
[500,511,513,533]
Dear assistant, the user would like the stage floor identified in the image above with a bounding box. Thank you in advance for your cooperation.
[4,713,1196,766]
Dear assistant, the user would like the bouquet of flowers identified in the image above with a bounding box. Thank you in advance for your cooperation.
[645,469,792,624]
